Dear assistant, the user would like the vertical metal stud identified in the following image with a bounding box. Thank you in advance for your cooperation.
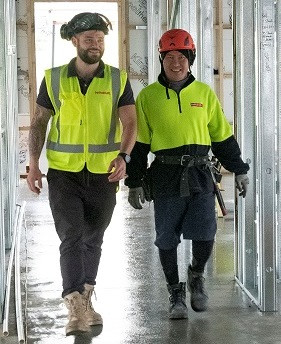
[147,0,162,83]
[234,0,258,302]
[197,0,214,86]
[256,0,277,312]
[176,0,198,78]
[0,0,7,322]
[277,0,281,285]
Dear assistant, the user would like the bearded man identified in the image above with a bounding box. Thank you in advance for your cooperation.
[27,12,137,335]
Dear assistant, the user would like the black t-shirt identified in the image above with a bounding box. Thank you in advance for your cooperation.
[36,58,135,110]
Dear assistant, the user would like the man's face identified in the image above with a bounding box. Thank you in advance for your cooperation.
[72,30,105,64]
[162,50,190,82]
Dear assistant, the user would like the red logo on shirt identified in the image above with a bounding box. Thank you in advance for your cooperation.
[95,91,111,95]
[190,102,203,107]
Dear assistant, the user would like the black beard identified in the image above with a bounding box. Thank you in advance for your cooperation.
[78,48,103,65]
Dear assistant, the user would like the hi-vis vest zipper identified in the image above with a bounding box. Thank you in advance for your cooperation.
[45,64,127,173]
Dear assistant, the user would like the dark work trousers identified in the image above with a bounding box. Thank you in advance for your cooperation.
[154,192,217,249]
[154,192,216,285]
[47,167,117,298]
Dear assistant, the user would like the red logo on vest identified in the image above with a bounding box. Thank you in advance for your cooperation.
[95,91,111,95]
[190,102,203,107]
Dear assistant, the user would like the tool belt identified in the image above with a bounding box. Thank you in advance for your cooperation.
[156,155,209,197]
[156,155,209,167]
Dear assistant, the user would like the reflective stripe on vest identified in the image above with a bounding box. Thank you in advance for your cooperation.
[46,66,121,153]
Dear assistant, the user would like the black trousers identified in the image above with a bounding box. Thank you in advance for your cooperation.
[159,240,214,285]
[47,167,117,298]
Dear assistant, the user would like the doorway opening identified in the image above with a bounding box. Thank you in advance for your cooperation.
[33,2,119,173]
[34,2,119,91]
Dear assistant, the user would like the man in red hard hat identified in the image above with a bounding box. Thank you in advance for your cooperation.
[125,29,249,319]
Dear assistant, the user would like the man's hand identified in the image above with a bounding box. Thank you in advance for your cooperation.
[27,104,52,194]
[235,174,249,198]
[108,156,126,182]
[27,166,43,195]
[128,187,145,209]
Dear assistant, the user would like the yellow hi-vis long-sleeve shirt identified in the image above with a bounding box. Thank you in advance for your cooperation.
[125,75,249,198]
[136,79,232,152]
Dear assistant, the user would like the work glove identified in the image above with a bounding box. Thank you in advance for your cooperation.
[235,174,249,198]
[128,187,145,209]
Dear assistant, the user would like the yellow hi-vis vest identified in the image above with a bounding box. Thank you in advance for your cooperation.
[45,64,127,173]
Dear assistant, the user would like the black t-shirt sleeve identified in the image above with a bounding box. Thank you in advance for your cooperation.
[36,77,54,110]
[118,79,135,107]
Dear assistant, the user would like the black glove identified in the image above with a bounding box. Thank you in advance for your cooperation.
[235,174,249,198]
[128,187,145,209]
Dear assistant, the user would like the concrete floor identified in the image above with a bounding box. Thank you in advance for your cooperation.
[1,174,281,344]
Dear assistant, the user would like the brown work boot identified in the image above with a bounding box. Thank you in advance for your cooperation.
[82,284,103,326]
[64,291,90,336]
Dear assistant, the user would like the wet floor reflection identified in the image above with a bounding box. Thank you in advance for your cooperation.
[4,177,280,344]
[73,325,103,344]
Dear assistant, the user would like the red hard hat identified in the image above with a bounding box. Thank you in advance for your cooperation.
[159,29,196,53]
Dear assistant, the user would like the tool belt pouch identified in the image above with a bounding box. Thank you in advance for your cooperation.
[141,169,153,202]
[180,167,190,197]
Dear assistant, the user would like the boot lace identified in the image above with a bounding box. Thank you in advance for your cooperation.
[82,288,96,311]
[65,295,80,315]
[169,284,186,306]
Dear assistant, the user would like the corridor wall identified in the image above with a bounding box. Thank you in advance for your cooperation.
[234,0,280,311]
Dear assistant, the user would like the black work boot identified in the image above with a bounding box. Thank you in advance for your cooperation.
[167,282,188,319]
[187,265,208,312]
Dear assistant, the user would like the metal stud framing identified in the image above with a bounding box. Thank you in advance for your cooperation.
[234,0,278,311]
[234,0,258,302]
[170,0,213,85]
[196,0,214,86]
[277,0,281,289]
[0,0,7,321]
[147,0,162,84]
[0,0,19,321]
